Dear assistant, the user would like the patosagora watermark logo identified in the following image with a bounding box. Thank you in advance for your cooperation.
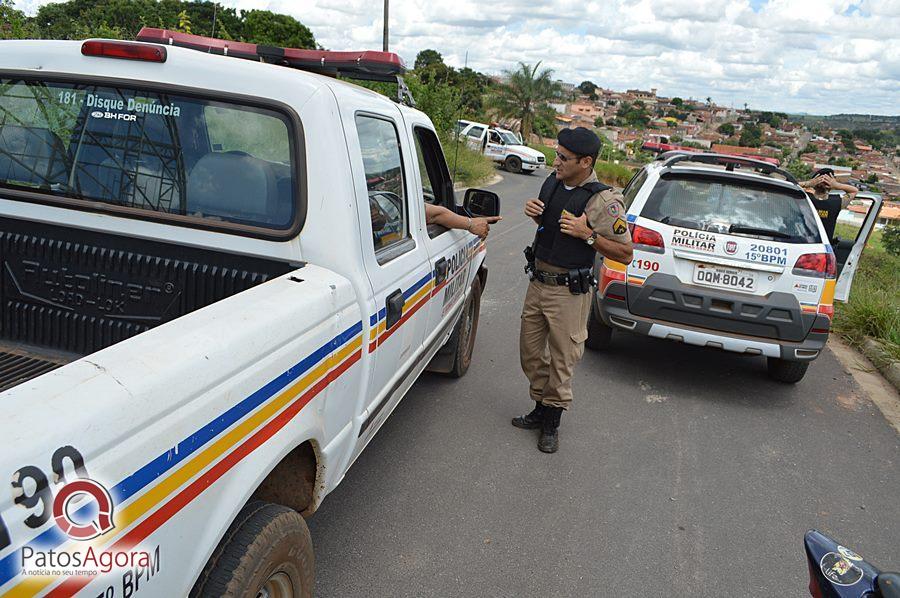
[52,478,115,540]
[20,479,158,578]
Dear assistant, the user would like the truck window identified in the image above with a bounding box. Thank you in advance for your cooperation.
[412,126,453,238]
[466,126,484,139]
[355,114,409,254]
[622,167,648,208]
[0,77,299,234]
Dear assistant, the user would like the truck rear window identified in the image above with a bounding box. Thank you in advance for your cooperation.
[0,77,298,231]
[641,174,821,243]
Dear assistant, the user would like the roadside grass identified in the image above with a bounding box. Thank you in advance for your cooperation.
[533,143,635,187]
[832,224,900,361]
[443,136,496,187]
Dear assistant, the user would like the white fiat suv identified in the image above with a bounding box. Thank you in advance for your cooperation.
[589,152,882,383]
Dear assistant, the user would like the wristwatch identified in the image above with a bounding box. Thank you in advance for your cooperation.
[585,232,598,246]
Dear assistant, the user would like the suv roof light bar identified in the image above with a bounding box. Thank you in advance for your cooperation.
[656,151,797,183]
[134,28,415,106]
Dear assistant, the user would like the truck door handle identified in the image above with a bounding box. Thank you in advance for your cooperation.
[434,258,448,285]
[386,289,404,330]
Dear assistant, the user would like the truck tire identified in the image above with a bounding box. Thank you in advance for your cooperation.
[766,357,809,384]
[448,276,483,378]
[191,501,314,598]
[585,295,612,351]
[504,155,522,174]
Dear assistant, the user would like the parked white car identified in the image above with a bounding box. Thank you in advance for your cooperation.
[456,120,546,173]
[589,152,881,383]
[0,29,499,597]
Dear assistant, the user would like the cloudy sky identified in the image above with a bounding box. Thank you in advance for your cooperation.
[15,0,900,115]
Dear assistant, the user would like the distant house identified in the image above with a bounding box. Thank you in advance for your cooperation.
[627,88,657,100]
[569,100,603,120]
[549,102,568,114]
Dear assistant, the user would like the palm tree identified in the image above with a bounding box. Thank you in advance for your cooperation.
[490,62,561,142]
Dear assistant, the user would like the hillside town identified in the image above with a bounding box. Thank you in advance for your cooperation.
[518,82,900,226]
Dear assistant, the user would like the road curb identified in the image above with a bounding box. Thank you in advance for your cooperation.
[860,337,900,392]
[828,336,900,436]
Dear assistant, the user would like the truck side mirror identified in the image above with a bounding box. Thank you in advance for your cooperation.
[464,189,500,218]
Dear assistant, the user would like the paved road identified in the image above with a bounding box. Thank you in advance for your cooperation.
[308,170,900,597]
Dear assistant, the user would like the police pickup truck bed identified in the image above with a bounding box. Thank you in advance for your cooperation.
[0,32,497,597]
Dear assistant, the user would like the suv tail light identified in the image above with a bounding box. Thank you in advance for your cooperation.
[82,40,167,63]
[631,224,665,253]
[792,253,836,279]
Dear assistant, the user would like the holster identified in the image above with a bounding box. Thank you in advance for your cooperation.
[567,267,595,295]
[523,245,535,277]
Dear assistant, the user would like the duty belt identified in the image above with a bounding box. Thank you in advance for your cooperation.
[532,270,571,286]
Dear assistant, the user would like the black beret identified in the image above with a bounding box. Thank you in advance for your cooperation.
[557,127,601,157]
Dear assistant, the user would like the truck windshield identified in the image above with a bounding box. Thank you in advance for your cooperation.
[498,132,520,145]
[0,77,298,231]
[641,174,821,243]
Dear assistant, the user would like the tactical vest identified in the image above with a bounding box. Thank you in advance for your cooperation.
[808,192,842,243]
[534,174,610,269]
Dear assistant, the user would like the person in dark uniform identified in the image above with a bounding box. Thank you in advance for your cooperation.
[799,168,858,243]
[513,127,633,453]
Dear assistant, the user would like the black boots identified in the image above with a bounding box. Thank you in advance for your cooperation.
[512,403,563,453]
[511,402,545,429]
[538,406,563,453]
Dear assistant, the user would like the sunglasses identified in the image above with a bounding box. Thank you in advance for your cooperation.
[555,151,584,163]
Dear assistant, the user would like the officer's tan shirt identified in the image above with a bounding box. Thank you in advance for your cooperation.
[536,171,631,274]
[581,171,630,243]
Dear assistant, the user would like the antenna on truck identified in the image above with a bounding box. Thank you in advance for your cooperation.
[450,50,468,186]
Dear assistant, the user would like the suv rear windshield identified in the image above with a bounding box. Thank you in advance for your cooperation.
[641,174,821,243]
[0,77,298,232]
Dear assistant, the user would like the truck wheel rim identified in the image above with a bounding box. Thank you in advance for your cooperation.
[257,571,293,598]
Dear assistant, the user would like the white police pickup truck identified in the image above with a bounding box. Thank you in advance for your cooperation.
[0,29,499,597]
[456,120,546,174]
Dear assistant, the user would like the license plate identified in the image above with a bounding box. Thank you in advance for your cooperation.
[692,264,756,292]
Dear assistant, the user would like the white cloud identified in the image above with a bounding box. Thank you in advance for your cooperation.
[12,0,899,115]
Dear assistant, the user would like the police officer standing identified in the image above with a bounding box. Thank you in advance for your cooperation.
[513,127,633,453]
[799,167,858,243]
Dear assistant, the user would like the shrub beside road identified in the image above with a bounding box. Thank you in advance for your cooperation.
[833,225,900,369]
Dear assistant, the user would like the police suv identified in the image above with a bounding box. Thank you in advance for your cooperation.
[590,152,881,383]
[0,29,499,597]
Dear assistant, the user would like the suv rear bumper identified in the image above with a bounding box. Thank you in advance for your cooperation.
[596,281,830,362]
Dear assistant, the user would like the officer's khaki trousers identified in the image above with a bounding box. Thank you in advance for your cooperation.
[519,279,592,410]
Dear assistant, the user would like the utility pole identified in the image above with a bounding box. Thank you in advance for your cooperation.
[382,0,389,51]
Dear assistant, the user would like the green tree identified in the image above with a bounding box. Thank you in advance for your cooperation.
[177,9,192,33]
[866,172,879,183]
[837,129,857,154]
[784,158,812,181]
[739,122,762,147]
[616,101,650,128]
[578,80,598,100]
[405,73,460,136]
[242,9,315,48]
[414,49,443,71]
[883,223,900,257]
[717,123,735,136]
[490,62,560,142]
[533,104,559,139]
[0,0,39,38]
[594,116,605,128]
[671,97,683,107]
